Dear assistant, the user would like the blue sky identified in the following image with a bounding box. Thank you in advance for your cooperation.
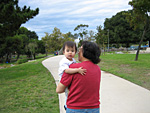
[19,0,132,40]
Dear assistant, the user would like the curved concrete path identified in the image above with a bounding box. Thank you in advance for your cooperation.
[42,55,150,113]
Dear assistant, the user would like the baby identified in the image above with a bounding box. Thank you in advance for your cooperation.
[58,41,86,110]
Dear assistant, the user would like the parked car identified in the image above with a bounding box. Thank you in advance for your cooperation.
[141,45,149,48]
[128,46,138,50]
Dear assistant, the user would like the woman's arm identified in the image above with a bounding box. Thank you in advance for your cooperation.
[56,82,66,94]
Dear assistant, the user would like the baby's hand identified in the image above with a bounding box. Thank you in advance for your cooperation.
[78,67,87,75]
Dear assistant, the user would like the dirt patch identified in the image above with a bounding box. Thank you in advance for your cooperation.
[0,66,4,69]
[120,64,130,67]
[119,64,133,73]
[146,73,150,76]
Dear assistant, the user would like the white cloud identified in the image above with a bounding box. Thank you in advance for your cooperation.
[19,0,132,40]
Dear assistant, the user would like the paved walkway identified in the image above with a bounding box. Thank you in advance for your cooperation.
[42,55,150,113]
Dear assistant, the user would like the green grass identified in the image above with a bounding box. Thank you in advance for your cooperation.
[99,53,150,90]
[0,54,53,69]
[0,58,59,113]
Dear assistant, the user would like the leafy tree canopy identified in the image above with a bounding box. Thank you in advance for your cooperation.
[17,27,38,40]
[74,24,89,41]
[104,10,149,47]
[0,0,39,38]
[42,27,75,53]
[126,0,150,61]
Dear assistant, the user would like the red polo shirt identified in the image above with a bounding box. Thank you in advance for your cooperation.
[60,61,101,109]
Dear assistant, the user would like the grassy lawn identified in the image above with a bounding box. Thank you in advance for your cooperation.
[0,54,53,68]
[99,53,150,90]
[1,53,149,112]
[0,58,59,113]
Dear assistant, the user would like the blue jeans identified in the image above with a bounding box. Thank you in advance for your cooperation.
[66,108,99,113]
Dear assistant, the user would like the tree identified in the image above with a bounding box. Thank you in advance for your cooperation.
[17,27,39,41]
[74,24,89,41]
[5,35,23,62]
[49,27,62,52]
[42,28,75,54]
[42,28,62,53]
[83,30,95,42]
[66,32,78,40]
[0,0,39,60]
[16,27,39,58]
[95,26,107,55]
[0,0,39,38]
[14,34,26,60]
[58,33,75,54]
[73,33,79,40]
[42,32,49,56]
[26,42,38,60]
[104,11,141,48]
[37,40,46,54]
[61,33,74,43]
[127,0,150,61]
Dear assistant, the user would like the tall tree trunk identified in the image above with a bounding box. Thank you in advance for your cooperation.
[9,53,12,63]
[103,41,105,55]
[6,53,10,63]
[16,53,20,61]
[45,48,48,56]
[30,51,34,60]
[34,53,36,60]
[135,16,149,61]
[5,53,12,63]
[135,28,146,61]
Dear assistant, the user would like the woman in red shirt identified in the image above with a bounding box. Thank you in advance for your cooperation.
[56,41,101,113]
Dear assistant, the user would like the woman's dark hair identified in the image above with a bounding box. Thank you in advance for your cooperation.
[63,41,77,52]
[82,41,101,64]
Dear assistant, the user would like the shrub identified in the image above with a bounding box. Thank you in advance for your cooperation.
[17,59,28,64]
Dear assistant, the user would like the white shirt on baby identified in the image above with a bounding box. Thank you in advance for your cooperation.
[58,56,76,80]
[58,56,76,108]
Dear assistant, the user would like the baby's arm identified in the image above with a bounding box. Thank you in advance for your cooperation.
[65,67,86,75]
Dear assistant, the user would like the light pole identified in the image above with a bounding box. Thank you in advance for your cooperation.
[107,29,109,51]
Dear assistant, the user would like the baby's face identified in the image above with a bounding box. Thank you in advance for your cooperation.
[63,46,76,61]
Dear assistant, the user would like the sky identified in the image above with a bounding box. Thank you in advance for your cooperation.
[18,0,132,40]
